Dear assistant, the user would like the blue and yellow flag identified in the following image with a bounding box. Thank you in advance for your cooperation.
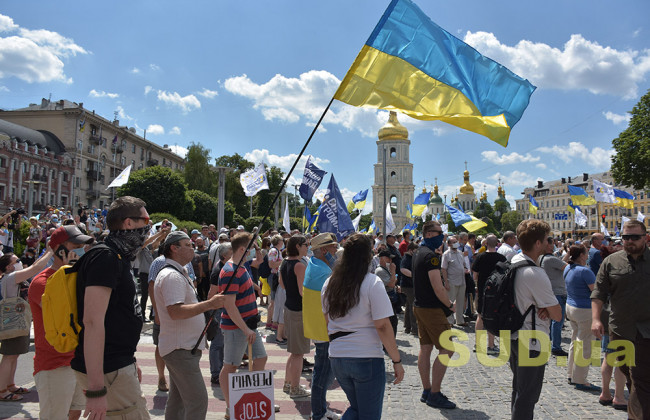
[462,216,488,232]
[614,189,634,209]
[353,189,368,210]
[411,192,431,217]
[567,198,581,214]
[529,195,539,215]
[568,185,596,206]
[368,218,376,235]
[445,204,472,226]
[334,0,536,147]
[406,204,413,218]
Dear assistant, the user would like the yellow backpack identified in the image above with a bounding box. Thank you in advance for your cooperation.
[41,244,114,353]
[41,264,80,353]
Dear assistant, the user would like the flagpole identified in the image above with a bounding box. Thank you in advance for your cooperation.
[382,146,387,242]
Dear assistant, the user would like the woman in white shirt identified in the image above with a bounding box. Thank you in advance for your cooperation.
[322,234,404,419]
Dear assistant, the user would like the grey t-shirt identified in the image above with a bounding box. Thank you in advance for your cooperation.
[538,253,567,296]
[375,265,393,292]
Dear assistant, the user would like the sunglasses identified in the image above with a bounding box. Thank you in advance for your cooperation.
[124,216,150,224]
[622,234,644,241]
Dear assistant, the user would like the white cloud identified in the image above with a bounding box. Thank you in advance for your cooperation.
[89,89,119,99]
[150,63,160,71]
[489,171,542,189]
[244,148,330,173]
[481,150,540,165]
[603,111,631,125]
[156,90,201,113]
[146,124,164,135]
[536,141,615,168]
[116,105,134,121]
[130,67,140,74]
[463,31,650,98]
[144,85,152,96]
[0,13,88,84]
[169,145,188,158]
[536,163,547,169]
[169,126,181,135]
[197,88,218,98]
[0,86,9,92]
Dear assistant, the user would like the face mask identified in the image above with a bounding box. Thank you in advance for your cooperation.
[72,247,86,258]
[423,235,444,251]
[13,261,23,271]
[107,225,151,260]
[451,242,460,249]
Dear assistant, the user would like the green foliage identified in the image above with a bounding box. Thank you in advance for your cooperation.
[255,166,286,218]
[149,213,181,226]
[500,211,523,233]
[222,201,237,227]
[492,200,510,231]
[13,220,31,256]
[611,89,650,190]
[176,220,202,233]
[243,216,274,233]
[117,166,191,219]
[184,143,217,195]
[215,153,255,217]
[359,213,373,231]
[187,189,219,225]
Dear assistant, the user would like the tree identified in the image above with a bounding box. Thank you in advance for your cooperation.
[215,153,254,217]
[492,200,510,231]
[184,143,216,195]
[256,166,285,218]
[500,210,523,233]
[117,166,194,218]
[187,189,219,225]
[611,89,650,190]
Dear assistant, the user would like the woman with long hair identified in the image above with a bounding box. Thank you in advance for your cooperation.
[322,234,404,419]
[0,247,53,401]
[564,244,600,392]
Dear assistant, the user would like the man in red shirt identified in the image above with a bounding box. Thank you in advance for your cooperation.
[28,225,94,420]
[398,230,411,256]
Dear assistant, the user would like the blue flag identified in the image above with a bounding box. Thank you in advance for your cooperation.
[299,156,327,201]
[316,175,355,241]
[445,204,472,226]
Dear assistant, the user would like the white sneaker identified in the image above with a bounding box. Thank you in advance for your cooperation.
[325,408,342,419]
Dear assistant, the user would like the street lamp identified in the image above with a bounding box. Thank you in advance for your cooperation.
[25,179,43,216]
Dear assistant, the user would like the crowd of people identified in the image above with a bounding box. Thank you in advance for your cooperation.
[0,200,648,420]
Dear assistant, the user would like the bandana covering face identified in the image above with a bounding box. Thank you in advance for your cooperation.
[106,225,151,260]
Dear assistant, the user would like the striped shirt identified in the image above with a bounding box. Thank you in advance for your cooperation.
[219,261,258,330]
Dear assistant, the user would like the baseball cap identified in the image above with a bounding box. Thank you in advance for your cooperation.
[220,227,229,234]
[219,233,229,240]
[163,231,191,252]
[311,233,337,250]
[236,225,245,231]
[49,225,95,249]
[191,229,200,235]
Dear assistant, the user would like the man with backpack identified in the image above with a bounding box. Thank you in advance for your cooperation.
[503,219,561,419]
[71,196,152,419]
[28,225,94,420]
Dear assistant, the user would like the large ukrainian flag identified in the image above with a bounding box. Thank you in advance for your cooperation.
[334,0,536,147]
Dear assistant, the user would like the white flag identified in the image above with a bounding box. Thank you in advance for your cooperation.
[574,207,587,227]
[441,223,449,234]
[622,215,631,227]
[385,202,396,234]
[420,205,429,221]
[638,212,646,222]
[106,164,132,190]
[283,199,291,233]
[600,223,610,236]
[352,212,362,231]
[240,164,269,197]
[593,179,616,203]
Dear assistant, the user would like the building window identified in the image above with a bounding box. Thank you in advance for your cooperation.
[131,160,135,168]
[121,156,126,165]
[138,163,143,170]
[390,195,397,213]
[77,140,83,150]
[389,147,396,158]
[132,144,136,153]
[61,196,67,206]
[163,158,166,165]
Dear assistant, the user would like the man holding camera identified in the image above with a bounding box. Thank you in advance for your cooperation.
[154,231,225,419]
[217,232,268,416]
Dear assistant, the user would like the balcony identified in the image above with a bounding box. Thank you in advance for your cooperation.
[89,135,103,145]
[86,190,100,199]
[86,169,100,179]
[86,146,98,156]
[146,158,159,167]
[111,144,124,154]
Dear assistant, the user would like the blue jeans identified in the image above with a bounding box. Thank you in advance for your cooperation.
[330,357,385,420]
[550,295,567,351]
[311,342,335,420]
[209,310,224,377]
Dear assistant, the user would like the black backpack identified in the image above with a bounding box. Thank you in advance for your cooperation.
[258,252,272,278]
[481,259,537,336]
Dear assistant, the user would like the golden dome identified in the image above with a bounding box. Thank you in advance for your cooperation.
[459,169,474,194]
[378,111,408,141]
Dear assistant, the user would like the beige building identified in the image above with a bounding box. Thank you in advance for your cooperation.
[515,171,650,238]
[0,98,185,208]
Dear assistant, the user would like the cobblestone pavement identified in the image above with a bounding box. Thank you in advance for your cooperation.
[0,308,629,419]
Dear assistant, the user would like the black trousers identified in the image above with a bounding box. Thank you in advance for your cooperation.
[138,271,149,320]
[614,333,650,420]
[509,340,545,420]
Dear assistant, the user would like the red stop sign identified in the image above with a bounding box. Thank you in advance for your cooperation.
[234,391,272,420]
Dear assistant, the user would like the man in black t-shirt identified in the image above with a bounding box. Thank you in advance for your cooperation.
[471,234,506,354]
[72,196,151,419]
[412,221,457,410]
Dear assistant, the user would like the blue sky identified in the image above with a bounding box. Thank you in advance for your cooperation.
[1,0,649,213]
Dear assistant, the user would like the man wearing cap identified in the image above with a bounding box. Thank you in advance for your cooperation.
[190,229,200,246]
[71,196,151,419]
[154,231,225,419]
[28,225,94,420]
[303,233,341,420]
